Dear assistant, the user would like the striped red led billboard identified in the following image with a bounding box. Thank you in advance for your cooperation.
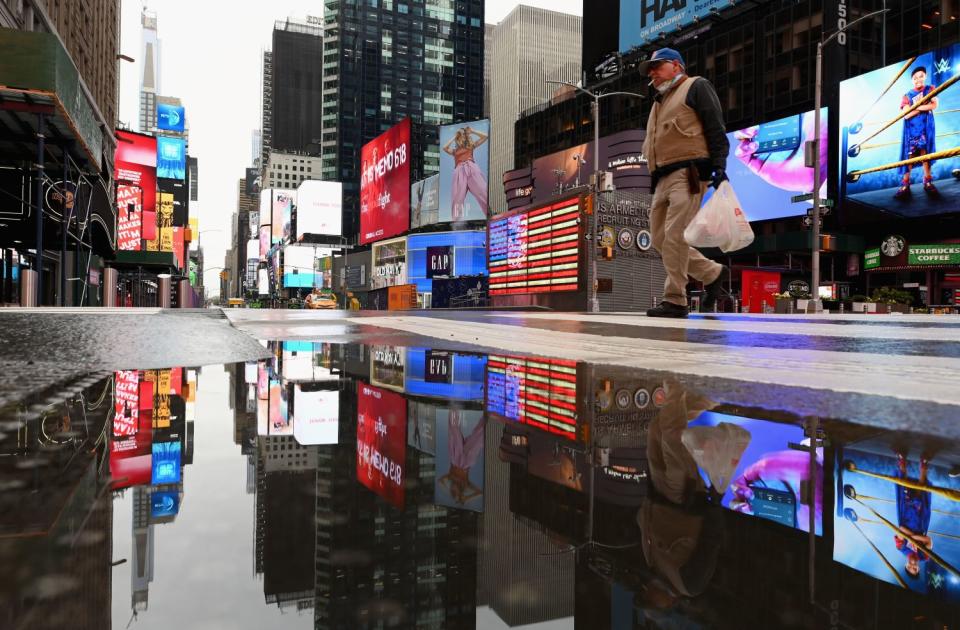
[488,197,581,295]
[485,355,578,441]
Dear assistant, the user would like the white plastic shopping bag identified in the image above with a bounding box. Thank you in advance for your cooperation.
[684,181,755,252]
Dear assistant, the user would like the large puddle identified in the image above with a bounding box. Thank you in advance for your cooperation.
[2,341,959,629]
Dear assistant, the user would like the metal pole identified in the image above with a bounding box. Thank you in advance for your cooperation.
[812,43,823,313]
[591,96,600,314]
[35,114,45,305]
[60,156,69,306]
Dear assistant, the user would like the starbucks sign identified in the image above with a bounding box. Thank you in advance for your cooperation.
[864,248,880,270]
[908,244,960,266]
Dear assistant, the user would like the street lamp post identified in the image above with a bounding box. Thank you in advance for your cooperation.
[546,80,644,312]
[811,8,888,312]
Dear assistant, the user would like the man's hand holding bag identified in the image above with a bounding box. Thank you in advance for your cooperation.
[683,180,755,253]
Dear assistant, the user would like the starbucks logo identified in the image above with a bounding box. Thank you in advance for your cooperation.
[881,235,905,257]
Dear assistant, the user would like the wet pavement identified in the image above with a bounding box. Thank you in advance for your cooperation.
[3,310,960,628]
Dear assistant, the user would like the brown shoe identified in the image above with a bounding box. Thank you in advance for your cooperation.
[894,184,911,199]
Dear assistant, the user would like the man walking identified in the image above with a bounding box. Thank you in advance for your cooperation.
[640,48,728,318]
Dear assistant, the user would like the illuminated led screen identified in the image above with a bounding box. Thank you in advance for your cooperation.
[488,198,580,295]
[485,355,578,441]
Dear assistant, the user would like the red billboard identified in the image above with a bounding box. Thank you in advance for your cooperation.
[356,382,407,509]
[110,369,154,489]
[488,197,581,295]
[115,130,157,242]
[360,118,411,245]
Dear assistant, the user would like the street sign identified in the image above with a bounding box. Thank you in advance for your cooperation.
[792,193,834,207]
[802,216,823,229]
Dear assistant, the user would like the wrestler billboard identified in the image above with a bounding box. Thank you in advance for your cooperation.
[840,46,960,218]
[360,118,411,244]
[356,383,407,509]
[835,435,960,601]
[439,119,490,223]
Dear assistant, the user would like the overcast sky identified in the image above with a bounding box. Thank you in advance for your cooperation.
[118,0,582,296]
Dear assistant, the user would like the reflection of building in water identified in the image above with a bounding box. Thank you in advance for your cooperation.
[0,376,114,630]
[313,355,479,629]
[477,408,576,626]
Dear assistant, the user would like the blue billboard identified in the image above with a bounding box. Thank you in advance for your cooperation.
[840,46,960,218]
[404,349,487,400]
[407,230,487,293]
[151,491,180,517]
[709,109,827,222]
[620,0,746,51]
[157,136,186,180]
[151,441,182,485]
[157,103,186,132]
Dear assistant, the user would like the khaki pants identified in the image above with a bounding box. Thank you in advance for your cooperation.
[650,169,723,307]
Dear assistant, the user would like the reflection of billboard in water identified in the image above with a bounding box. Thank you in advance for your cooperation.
[151,441,181,485]
[716,109,827,222]
[841,46,960,218]
[151,491,180,517]
[357,383,407,509]
[434,408,485,513]
[486,355,578,441]
[835,437,960,601]
[687,412,823,535]
[404,349,486,400]
[293,385,339,446]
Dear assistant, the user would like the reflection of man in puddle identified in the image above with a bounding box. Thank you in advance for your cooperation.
[895,452,933,579]
[638,381,724,598]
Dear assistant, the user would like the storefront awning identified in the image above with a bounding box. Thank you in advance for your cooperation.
[112,250,179,270]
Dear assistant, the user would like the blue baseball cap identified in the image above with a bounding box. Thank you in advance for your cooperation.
[638,48,685,75]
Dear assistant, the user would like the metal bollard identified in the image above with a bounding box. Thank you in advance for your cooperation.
[20,269,37,307]
[178,279,192,308]
[157,274,172,308]
[103,267,117,307]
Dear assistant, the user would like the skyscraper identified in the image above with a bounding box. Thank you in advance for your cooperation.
[319,0,486,239]
[260,51,273,172]
[139,8,161,133]
[270,19,324,154]
[488,6,581,215]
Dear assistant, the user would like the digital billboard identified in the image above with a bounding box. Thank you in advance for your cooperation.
[115,130,157,242]
[371,238,407,290]
[151,441,182,485]
[116,185,143,251]
[356,383,407,509]
[407,231,487,293]
[360,117,411,244]
[272,189,294,243]
[158,178,188,226]
[411,175,440,228]
[370,344,405,391]
[259,225,270,260]
[259,189,272,228]
[258,268,269,296]
[835,436,960,601]
[297,180,343,238]
[293,385,340,446]
[151,491,180,518]
[157,136,186,180]
[686,412,823,535]
[619,1,746,51]
[439,119,490,223]
[489,197,581,296]
[283,245,318,288]
[113,370,141,436]
[404,349,487,400]
[245,167,261,196]
[840,46,960,218]
[486,355,579,441]
[434,408,485,513]
[408,400,437,455]
[157,103,185,132]
[716,109,828,222]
